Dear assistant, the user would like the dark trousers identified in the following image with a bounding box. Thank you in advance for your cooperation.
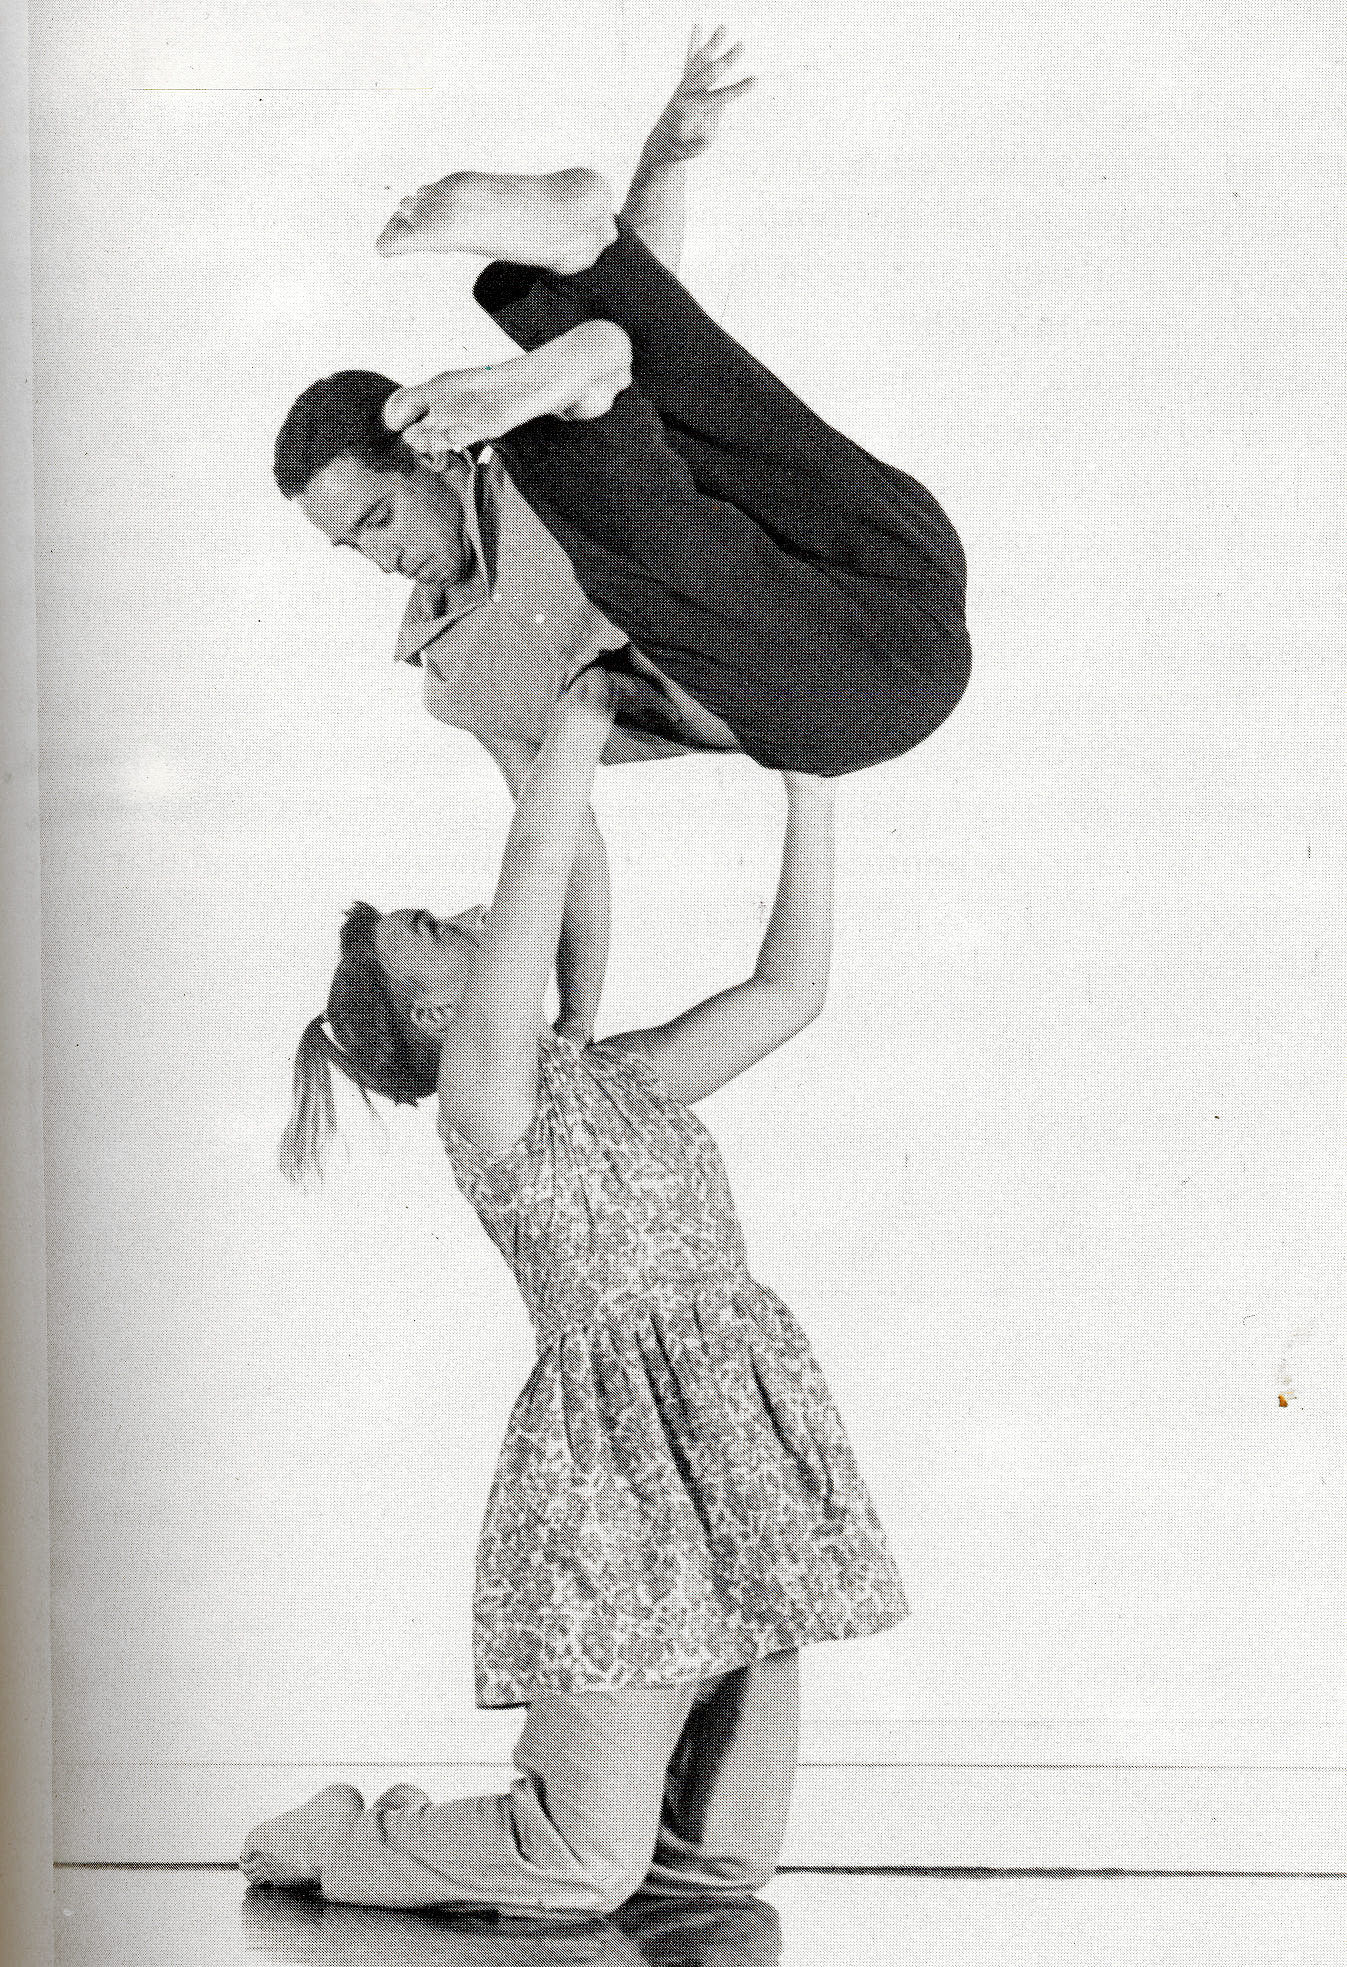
[474,223,971,776]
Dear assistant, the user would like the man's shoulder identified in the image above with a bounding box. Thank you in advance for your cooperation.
[416,635,542,753]
[395,582,453,667]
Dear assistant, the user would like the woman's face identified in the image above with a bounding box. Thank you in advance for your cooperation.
[372,904,489,1014]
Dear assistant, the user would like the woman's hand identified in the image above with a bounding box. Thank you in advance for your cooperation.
[557,662,618,727]
[781,770,835,804]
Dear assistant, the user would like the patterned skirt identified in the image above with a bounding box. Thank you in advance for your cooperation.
[471,1276,908,1707]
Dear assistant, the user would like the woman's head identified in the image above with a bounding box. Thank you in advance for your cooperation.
[279,899,489,1185]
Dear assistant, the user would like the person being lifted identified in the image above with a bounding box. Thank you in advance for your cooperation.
[275,30,971,1046]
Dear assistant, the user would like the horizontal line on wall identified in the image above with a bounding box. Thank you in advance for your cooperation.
[54,1862,1347,1880]
[140,86,434,93]
[777,1866,1347,1880]
[58,1764,1347,1869]
[62,1770,1345,1786]
[804,1718,1341,1728]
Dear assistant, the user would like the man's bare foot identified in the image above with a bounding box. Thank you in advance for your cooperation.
[376,167,617,273]
[383,320,632,463]
[238,1782,364,1889]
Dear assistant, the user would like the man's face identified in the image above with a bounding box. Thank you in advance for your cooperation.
[294,455,470,588]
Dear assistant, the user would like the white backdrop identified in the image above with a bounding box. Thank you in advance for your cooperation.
[31,0,1345,1862]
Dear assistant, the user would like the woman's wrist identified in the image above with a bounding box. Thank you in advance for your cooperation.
[552,668,616,753]
[782,770,835,806]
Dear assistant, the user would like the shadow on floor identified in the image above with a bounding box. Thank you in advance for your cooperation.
[240,1887,782,1965]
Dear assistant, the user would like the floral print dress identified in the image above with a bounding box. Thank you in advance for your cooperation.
[441,1032,908,1708]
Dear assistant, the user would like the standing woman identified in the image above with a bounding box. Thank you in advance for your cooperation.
[242,671,907,1914]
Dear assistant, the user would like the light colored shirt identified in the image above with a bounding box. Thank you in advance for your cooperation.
[395,446,691,764]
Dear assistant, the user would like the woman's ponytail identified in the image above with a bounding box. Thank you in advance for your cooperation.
[278,1016,342,1187]
[280,903,441,1187]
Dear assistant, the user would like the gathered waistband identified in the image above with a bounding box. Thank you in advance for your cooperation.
[531,1271,759,1351]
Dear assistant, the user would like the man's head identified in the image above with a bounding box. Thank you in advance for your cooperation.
[274,371,470,587]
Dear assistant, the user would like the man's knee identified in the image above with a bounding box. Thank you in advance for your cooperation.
[868,619,973,764]
[935,621,973,720]
[756,614,972,776]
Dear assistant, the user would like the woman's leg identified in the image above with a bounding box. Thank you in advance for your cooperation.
[240,1683,699,1917]
[637,1650,800,1898]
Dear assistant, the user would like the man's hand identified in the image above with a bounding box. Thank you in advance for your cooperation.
[642,25,756,171]
[622,27,755,271]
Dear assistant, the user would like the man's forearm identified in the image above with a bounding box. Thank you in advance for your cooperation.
[620,150,687,273]
[554,808,611,1041]
[620,29,752,275]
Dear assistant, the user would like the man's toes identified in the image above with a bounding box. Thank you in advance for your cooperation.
[372,1782,431,1811]
[376,213,415,257]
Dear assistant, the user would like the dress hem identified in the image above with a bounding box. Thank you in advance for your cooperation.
[473,1599,911,1710]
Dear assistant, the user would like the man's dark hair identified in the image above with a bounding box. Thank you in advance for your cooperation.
[273,370,418,498]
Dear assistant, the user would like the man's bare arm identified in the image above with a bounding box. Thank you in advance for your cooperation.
[620,25,755,273]
[479,731,611,1043]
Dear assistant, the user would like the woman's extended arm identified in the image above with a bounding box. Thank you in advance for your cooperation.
[553,818,611,1043]
[439,673,614,1154]
[605,774,835,1104]
[478,730,612,1044]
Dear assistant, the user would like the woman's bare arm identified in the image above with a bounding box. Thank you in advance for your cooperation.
[553,819,611,1043]
[478,730,612,1044]
[439,674,614,1153]
[603,774,835,1104]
